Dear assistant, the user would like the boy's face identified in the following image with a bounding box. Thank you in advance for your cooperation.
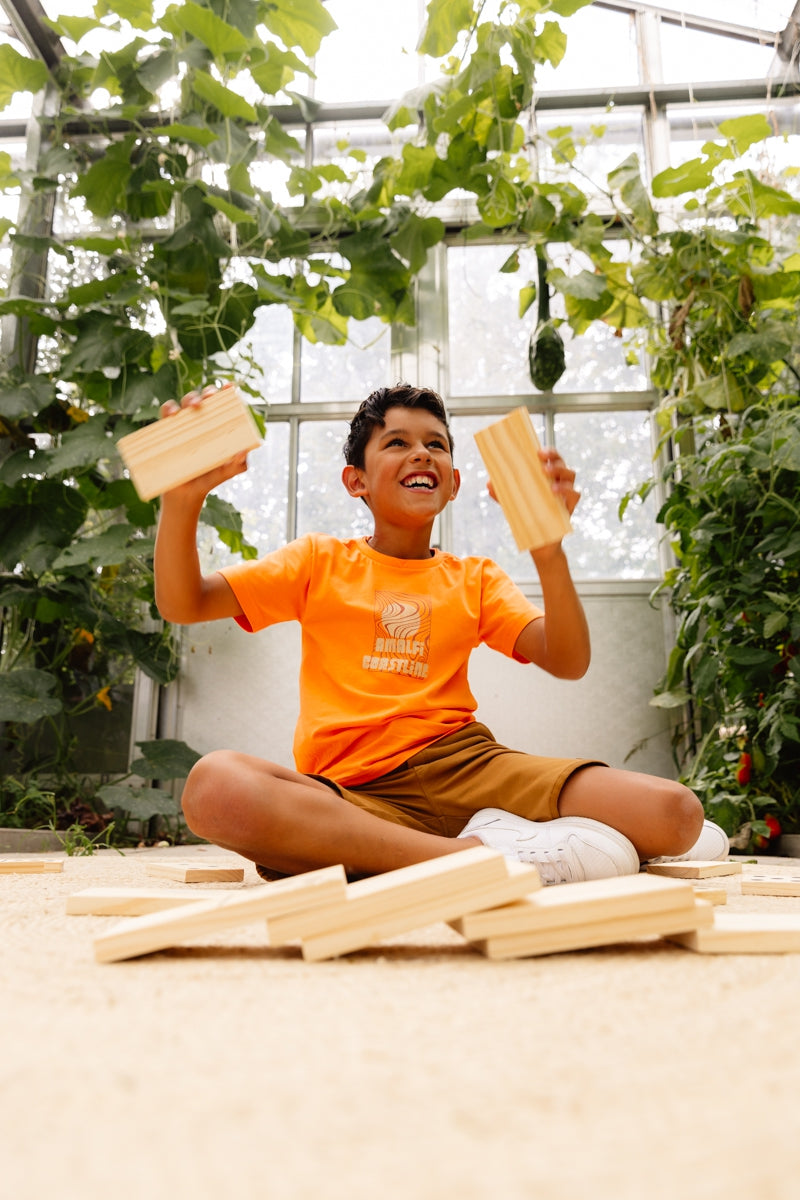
[342,405,460,522]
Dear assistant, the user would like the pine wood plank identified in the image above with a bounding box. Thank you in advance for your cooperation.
[266,848,541,962]
[670,912,800,954]
[144,861,245,883]
[473,406,572,552]
[67,887,231,915]
[741,872,800,897]
[116,385,262,501]
[93,864,347,963]
[451,872,697,941]
[475,899,714,960]
[691,884,727,906]
[645,859,742,879]
[0,858,63,874]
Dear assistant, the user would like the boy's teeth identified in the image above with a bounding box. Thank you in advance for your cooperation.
[404,475,434,488]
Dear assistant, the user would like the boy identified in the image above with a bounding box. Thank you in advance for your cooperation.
[154,384,726,885]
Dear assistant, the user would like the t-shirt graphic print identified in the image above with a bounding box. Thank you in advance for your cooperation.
[362,590,431,679]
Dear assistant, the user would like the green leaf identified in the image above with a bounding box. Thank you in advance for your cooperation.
[536,20,567,67]
[718,113,772,156]
[45,420,117,475]
[191,70,258,122]
[477,177,519,228]
[651,158,715,198]
[260,0,337,56]
[43,15,98,43]
[0,45,50,109]
[764,611,787,639]
[726,328,793,363]
[650,688,692,708]
[607,153,658,235]
[95,0,154,30]
[250,42,311,95]
[0,669,63,723]
[96,784,180,819]
[130,738,202,779]
[51,525,136,571]
[70,140,133,219]
[418,0,474,57]
[549,267,608,301]
[150,122,218,148]
[518,282,537,319]
[164,1,249,56]
[389,212,444,273]
[550,0,594,14]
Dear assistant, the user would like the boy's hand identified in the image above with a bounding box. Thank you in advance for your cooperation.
[160,387,249,500]
[538,448,580,517]
[487,447,581,515]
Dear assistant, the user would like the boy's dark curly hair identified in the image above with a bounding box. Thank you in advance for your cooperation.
[343,384,454,469]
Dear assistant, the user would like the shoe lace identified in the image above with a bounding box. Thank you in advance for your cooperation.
[516,844,577,885]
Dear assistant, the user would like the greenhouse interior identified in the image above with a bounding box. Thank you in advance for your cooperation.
[1,0,799,855]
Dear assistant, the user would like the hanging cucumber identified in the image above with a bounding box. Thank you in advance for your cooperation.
[528,250,566,392]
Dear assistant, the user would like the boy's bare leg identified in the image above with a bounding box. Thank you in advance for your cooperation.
[556,764,704,861]
[181,750,478,876]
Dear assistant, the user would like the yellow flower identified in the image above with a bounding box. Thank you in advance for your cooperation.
[67,406,90,423]
[74,629,95,644]
[96,687,113,711]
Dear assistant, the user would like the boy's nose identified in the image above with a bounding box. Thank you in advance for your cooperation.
[411,443,431,461]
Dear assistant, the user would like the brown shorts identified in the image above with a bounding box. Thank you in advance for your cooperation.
[312,722,605,840]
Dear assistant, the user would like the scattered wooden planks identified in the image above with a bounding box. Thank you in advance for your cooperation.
[451,873,712,960]
[144,861,245,883]
[473,407,572,552]
[93,865,347,963]
[116,384,261,501]
[266,847,541,962]
[645,859,742,879]
[691,884,727,906]
[670,912,800,954]
[0,858,63,874]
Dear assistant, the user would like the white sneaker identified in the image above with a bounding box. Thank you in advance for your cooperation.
[647,819,730,864]
[458,808,640,886]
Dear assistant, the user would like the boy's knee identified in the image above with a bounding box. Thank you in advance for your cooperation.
[181,750,238,834]
[661,780,704,855]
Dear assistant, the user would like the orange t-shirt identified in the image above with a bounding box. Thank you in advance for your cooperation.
[220,534,542,786]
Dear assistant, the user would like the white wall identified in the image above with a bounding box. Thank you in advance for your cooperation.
[170,589,677,782]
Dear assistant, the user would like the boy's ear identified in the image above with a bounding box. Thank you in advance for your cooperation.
[342,464,368,499]
[450,468,461,501]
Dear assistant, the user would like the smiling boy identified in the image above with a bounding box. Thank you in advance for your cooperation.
[154,384,727,884]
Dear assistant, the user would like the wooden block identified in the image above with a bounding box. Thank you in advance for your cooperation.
[0,858,63,874]
[67,887,229,916]
[451,872,697,941]
[473,407,572,552]
[741,871,800,897]
[691,884,727,906]
[645,859,742,879]
[266,847,541,962]
[475,898,713,959]
[670,912,800,954]
[144,860,244,883]
[93,865,347,963]
[116,384,262,501]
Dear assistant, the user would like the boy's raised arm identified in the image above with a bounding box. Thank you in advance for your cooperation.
[153,396,247,626]
[509,448,591,680]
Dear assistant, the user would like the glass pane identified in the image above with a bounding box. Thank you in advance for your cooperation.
[660,24,778,83]
[450,413,547,584]
[447,243,648,397]
[234,303,294,404]
[311,0,424,103]
[297,420,372,539]
[198,422,290,571]
[300,317,391,402]
[553,410,660,580]
[535,7,640,90]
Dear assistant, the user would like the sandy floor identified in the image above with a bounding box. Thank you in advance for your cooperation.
[3,843,800,1200]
